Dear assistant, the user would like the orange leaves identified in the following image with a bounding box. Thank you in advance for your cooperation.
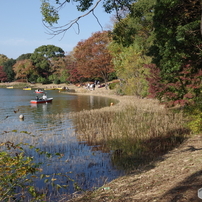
[73,31,114,81]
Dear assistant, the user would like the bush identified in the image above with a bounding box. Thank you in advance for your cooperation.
[54,79,61,84]
[109,82,117,90]
[0,142,43,201]
[0,141,72,201]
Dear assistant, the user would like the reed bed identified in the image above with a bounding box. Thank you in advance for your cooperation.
[68,100,190,169]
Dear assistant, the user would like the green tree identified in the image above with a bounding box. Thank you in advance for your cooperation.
[2,59,16,82]
[109,0,155,96]
[112,0,156,47]
[148,0,202,106]
[16,53,32,61]
[0,54,9,66]
[30,45,65,80]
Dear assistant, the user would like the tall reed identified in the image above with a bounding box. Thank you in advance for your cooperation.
[69,103,190,169]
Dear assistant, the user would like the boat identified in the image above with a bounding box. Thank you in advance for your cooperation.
[35,89,44,94]
[7,86,13,89]
[30,98,53,104]
[57,87,66,90]
[23,87,32,90]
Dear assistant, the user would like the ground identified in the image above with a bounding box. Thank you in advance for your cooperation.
[66,135,202,202]
[2,82,202,201]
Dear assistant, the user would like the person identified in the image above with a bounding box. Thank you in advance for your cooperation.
[42,93,47,100]
[87,83,90,90]
[92,83,95,90]
[36,96,39,100]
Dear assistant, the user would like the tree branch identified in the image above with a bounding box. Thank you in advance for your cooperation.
[43,0,103,39]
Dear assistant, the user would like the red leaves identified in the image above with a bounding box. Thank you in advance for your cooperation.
[146,62,202,107]
[73,31,115,81]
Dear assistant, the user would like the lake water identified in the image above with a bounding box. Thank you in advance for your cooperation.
[0,88,125,197]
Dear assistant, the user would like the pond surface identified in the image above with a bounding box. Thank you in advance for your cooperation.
[0,88,125,196]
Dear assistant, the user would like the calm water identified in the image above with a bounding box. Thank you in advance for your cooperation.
[0,88,125,196]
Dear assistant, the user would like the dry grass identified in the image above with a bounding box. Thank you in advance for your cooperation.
[67,98,190,168]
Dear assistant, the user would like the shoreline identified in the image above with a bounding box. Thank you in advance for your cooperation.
[1,82,201,201]
[1,82,164,111]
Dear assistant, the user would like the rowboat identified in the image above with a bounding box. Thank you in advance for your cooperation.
[30,98,53,104]
[7,86,13,89]
[23,87,32,90]
[35,89,44,94]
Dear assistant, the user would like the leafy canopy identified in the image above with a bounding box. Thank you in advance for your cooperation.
[148,0,202,106]
[30,45,65,78]
[73,31,114,82]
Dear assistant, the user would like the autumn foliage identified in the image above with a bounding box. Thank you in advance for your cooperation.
[146,63,202,107]
[0,66,8,82]
[73,31,115,82]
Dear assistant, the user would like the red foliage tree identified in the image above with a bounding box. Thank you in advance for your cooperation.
[0,65,8,82]
[73,31,115,82]
[146,62,202,107]
[64,54,83,83]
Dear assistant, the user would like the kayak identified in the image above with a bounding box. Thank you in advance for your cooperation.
[30,98,53,104]
[23,87,32,90]
[35,89,44,93]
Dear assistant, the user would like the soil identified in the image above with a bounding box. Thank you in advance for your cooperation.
[2,82,202,201]
[66,134,202,202]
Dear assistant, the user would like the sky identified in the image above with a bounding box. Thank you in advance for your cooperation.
[0,0,112,59]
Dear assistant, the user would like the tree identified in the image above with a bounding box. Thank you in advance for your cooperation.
[59,53,83,84]
[0,54,9,66]
[13,59,36,82]
[110,42,150,97]
[40,0,134,36]
[108,0,155,96]
[16,53,32,61]
[148,0,202,106]
[2,59,16,82]
[146,63,202,107]
[112,0,156,47]
[0,66,8,82]
[73,31,114,82]
[30,45,65,80]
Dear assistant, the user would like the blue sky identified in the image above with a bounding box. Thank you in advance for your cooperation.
[0,0,112,59]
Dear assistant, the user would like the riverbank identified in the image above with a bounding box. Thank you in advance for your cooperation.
[2,82,202,201]
[63,85,202,201]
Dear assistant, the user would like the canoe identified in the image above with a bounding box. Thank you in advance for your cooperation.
[7,86,13,89]
[57,87,66,90]
[23,87,32,90]
[35,89,44,94]
[30,98,53,104]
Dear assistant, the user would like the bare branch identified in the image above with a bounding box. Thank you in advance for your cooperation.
[43,0,103,38]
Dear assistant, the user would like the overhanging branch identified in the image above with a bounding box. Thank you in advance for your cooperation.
[43,0,103,39]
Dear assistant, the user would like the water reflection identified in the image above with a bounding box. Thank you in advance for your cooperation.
[0,88,123,197]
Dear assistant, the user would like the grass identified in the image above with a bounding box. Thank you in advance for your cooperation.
[68,99,191,171]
